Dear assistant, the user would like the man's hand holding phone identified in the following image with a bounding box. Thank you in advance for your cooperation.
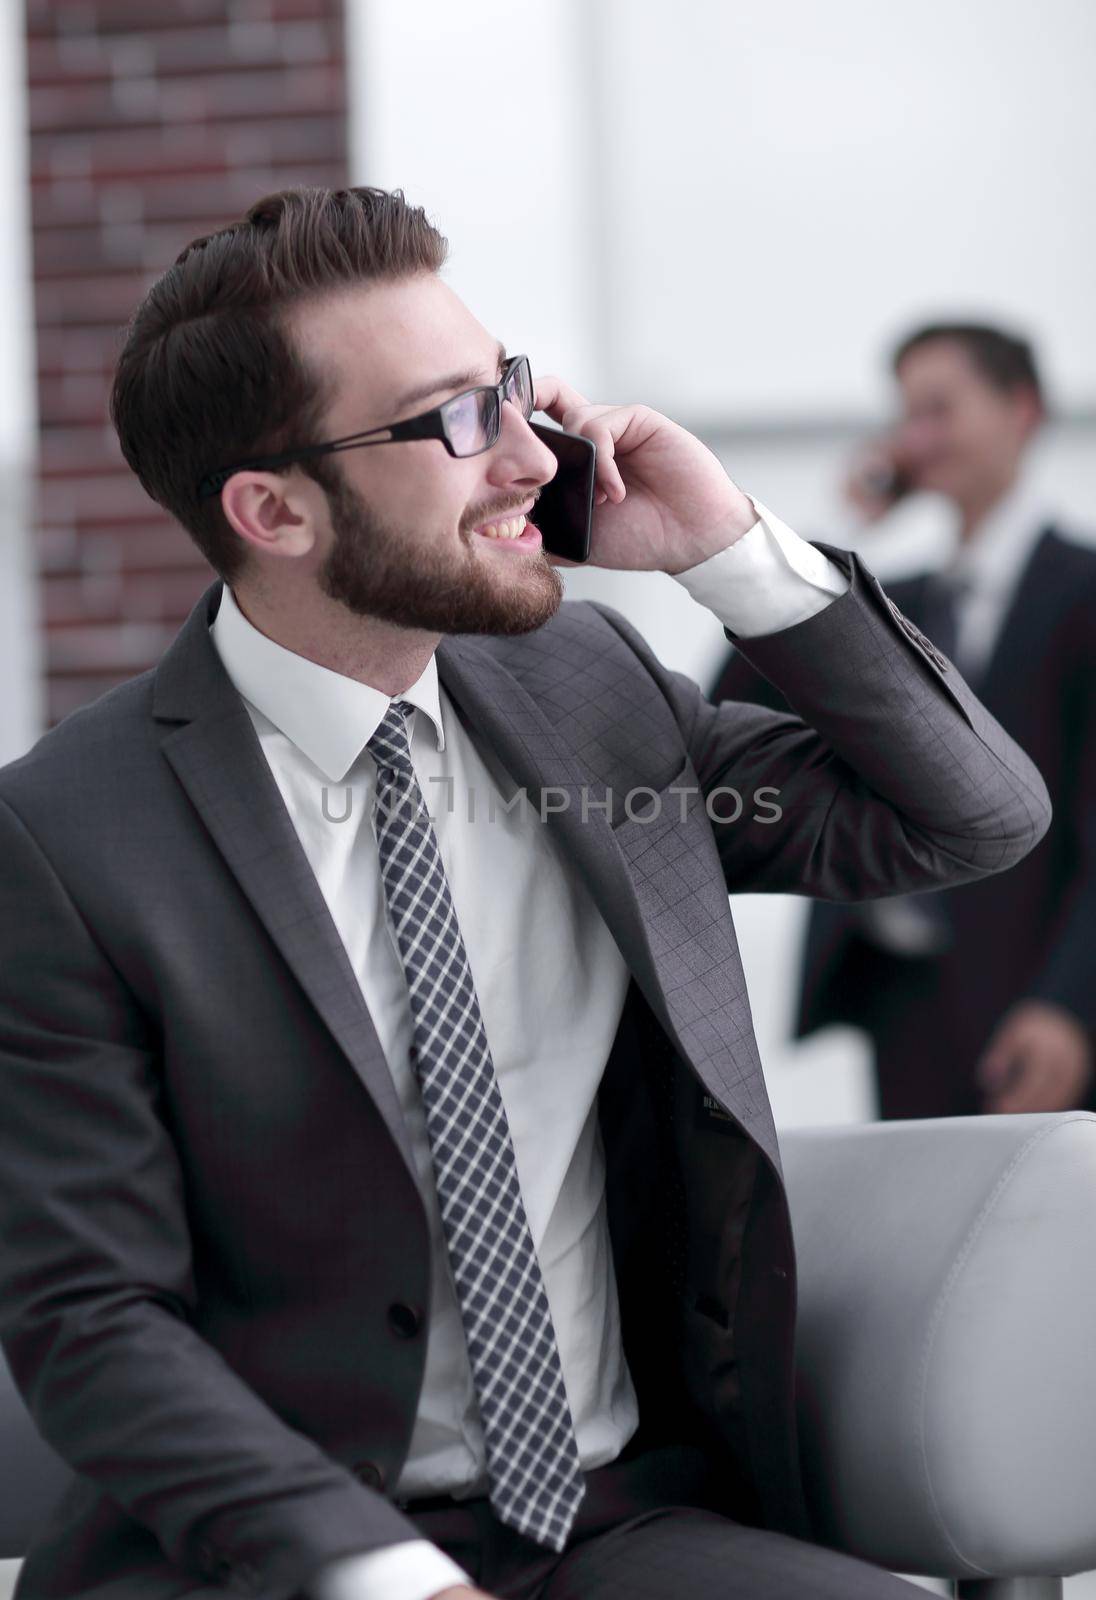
[532,375,756,574]
[843,433,916,524]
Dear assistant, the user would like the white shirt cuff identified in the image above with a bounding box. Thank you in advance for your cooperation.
[312,1539,473,1600]
[673,495,849,637]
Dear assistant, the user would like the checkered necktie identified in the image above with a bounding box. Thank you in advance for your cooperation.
[367,700,586,1551]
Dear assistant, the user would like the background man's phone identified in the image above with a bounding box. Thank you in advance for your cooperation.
[845,436,916,523]
[858,462,915,504]
[528,420,596,563]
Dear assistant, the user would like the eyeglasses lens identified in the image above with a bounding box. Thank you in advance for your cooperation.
[443,359,533,457]
[444,388,496,457]
[505,358,534,418]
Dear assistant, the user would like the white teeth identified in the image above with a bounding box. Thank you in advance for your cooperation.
[479,514,526,540]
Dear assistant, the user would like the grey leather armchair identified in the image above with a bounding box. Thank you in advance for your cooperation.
[782,1112,1096,1600]
[3,1112,1095,1598]
[0,1349,68,1574]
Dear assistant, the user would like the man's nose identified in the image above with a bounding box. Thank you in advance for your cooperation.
[488,399,559,487]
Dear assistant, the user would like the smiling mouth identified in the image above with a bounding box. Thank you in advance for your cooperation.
[476,512,529,540]
[471,498,540,546]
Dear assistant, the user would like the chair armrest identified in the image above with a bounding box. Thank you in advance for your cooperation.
[780,1113,1096,1580]
[0,1351,72,1558]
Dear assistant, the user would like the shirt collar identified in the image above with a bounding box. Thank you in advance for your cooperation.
[945,473,1055,598]
[209,583,446,782]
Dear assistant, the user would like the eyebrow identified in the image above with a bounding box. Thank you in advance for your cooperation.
[389,341,509,416]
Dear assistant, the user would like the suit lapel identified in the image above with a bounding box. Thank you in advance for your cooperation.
[153,586,771,1171]
[153,584,418,1181]
[436,634,675,1038]
[435,635,783,1168]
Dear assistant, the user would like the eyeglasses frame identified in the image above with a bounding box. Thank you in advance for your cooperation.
[195,354,534,501]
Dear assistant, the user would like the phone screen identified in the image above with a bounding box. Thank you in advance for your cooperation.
[527,420,595,563]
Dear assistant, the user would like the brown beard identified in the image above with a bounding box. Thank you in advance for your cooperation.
[314,461,562,635]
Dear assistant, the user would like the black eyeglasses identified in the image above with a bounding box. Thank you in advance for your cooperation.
[196,354,535,500]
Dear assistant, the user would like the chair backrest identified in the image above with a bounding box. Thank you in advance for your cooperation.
[781,1112,1096,1581]
[0,1350,72,1559]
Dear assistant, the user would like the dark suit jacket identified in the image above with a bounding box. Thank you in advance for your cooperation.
[0,546,1049,1599]
[712,527,1096,1109]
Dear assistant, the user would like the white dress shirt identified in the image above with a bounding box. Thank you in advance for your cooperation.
[939,475,1054,679]
[207,500,847,1600]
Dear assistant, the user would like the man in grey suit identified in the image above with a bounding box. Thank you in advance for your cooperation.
[0,188,1050,1600]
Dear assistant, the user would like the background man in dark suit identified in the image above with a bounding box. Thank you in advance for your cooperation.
[0,192,1049,1600]
[714,322,1095,1120]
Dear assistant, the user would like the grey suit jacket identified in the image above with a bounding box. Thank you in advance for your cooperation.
[0,544,1049,1599]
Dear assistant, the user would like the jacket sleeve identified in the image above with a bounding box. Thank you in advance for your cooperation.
[708,569,925,715]
[594,542,1051,900]
[708,640,791,715]
[0,794,423,1600]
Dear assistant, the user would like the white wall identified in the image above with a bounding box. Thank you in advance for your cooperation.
[0,4,41,762]
[349,0,1096,1131]
[347,0,607,395]
[593,0,1096,420]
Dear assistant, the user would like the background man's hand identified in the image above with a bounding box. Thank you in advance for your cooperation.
[975,999,1094,1113]
[534,374,756,574]
[843,434,913,524]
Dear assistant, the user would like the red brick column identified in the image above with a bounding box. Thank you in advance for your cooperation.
[25,0,349,725]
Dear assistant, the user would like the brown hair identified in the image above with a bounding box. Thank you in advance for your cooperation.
[892,320,1044,411]
[109,186,449,583]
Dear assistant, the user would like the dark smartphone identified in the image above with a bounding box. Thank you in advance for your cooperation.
[860,462,914,504]
[528,420,596,563]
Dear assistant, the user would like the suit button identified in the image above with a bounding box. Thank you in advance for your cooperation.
[354,1459,386,1490]
[388,1301,423,1338]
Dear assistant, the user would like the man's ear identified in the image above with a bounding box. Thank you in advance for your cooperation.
[220,470,319,560]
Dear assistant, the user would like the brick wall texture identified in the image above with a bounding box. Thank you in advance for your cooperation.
[25,0,349,725]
